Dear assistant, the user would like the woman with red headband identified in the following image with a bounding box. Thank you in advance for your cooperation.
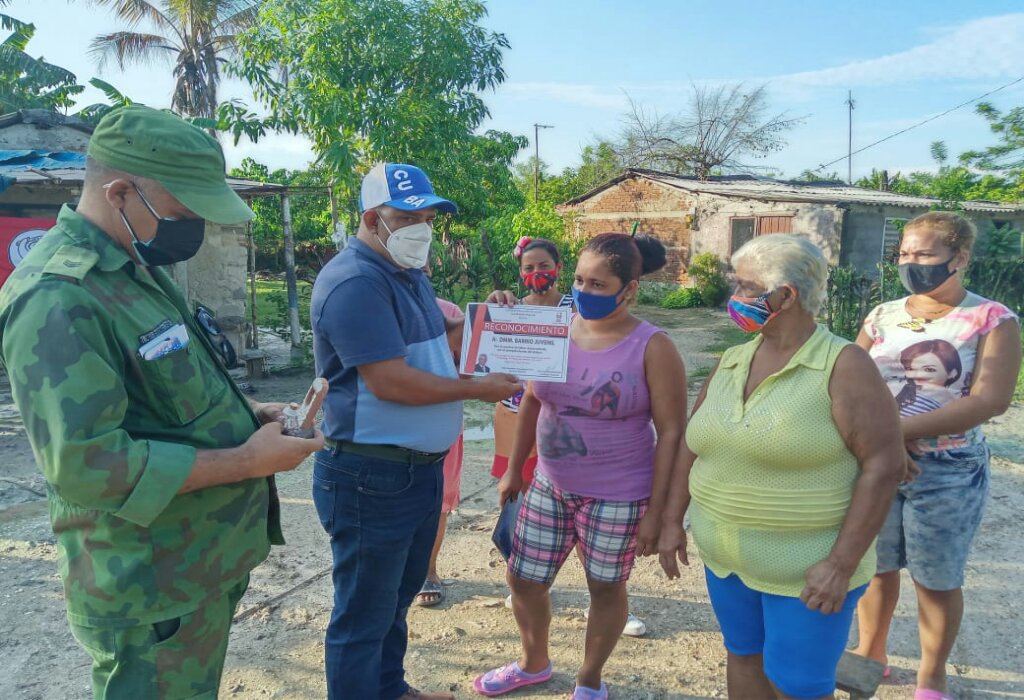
[490,237,573,485]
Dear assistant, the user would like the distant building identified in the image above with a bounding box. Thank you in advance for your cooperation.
[559,168,1024,283]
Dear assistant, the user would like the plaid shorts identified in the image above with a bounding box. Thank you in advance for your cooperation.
[508,473,649,584]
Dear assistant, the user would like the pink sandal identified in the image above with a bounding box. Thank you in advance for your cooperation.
[914,689,953,700]
[473,661,553,696]
[573,682,609,699]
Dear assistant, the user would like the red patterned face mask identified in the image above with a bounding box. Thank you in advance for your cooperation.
[520,269,559,293]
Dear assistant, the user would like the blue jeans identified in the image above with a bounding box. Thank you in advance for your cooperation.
[313,448,443,700]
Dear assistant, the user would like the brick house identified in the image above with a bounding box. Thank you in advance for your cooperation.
[558,168,1024,283]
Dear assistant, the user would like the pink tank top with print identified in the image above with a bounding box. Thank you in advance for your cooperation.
[532,320,664,501]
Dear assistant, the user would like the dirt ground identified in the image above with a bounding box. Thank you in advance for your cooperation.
[1,307,1023,699]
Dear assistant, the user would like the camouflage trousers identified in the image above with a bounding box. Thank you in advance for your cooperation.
[68,575,249,699]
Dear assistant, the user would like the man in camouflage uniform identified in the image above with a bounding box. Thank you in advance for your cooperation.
[0,106,323,699]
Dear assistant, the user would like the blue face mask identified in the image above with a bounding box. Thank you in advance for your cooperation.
[572,285,624,320]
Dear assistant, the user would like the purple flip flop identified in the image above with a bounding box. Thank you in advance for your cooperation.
[573,682,609,700]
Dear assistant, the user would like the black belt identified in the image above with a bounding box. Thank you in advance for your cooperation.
[324,438,447,465]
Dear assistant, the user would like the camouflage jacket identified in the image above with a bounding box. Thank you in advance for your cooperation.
[0,206,282,628]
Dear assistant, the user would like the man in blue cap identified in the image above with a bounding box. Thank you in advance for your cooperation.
[310,162,522,699]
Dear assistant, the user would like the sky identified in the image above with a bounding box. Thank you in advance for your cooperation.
[7,0,1024,181]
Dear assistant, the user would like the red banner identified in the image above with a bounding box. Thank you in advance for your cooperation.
[0,217,54,287]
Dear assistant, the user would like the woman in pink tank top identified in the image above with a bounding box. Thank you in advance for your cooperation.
[473,233,688,700]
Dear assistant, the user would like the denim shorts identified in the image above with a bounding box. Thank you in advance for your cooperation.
[876,442,990,591]
[705,568,866,699]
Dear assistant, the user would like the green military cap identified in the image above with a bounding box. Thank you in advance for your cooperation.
[87,105,254,224]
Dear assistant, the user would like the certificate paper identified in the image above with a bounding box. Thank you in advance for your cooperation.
[460,303,570,382]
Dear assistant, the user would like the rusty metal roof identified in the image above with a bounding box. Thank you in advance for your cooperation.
[563,168,1024,214]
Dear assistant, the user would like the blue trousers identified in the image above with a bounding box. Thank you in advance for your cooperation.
[313,448,443,700]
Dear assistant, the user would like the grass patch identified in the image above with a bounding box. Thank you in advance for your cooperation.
[250,278,313,332]
[706,325,753,356]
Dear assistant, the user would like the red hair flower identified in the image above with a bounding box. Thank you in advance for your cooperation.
[513,236,532,259]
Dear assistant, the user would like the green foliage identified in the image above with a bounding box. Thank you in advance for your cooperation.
[794,169,843,182]
[637,281,677,306]
[512,141,623,209]
[963,258,1024,317]
[978,222,1023,260]
[251,278,312,341]
[857,102,1024,204]
[660,287,702,309]
[688,252,730,306]
[0,8,83,113]
[960,102,1024,173]
[429,200,581,302]
[229,158,334,276]
[236,0,522,227]
[826,258,1024,341]
[189,99,283,145]
[73,78,134,122]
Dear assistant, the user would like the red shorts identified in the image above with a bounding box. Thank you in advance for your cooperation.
[442,434,463,513]
[490,402,538,483]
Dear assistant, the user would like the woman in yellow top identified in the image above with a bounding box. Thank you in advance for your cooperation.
[658,235,905,700]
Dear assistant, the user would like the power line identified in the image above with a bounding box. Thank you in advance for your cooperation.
[813,74,1024,173]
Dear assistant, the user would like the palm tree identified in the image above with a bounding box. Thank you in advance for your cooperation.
[87,1,259,119]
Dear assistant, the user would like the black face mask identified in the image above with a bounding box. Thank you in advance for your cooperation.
[121,185,206,266]
[898,256,957,295]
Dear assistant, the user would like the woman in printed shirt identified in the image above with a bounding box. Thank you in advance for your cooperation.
[853,212,1021,700]
[474,233,686,700]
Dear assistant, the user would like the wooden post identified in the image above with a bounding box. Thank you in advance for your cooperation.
[329,182,339,231]
[246,222,259,350]
[281,192,302,349]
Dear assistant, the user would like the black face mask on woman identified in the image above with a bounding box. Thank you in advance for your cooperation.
[898,256,957,295]
[120,184,206,266]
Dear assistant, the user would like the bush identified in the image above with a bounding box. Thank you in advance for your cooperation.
[637,281,677,306]
[688,252,730,307]
[661,287,703,309]
[826,257,1024,341]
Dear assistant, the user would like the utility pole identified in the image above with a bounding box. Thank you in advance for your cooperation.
[846,90,855,184]
[533,123,553,201]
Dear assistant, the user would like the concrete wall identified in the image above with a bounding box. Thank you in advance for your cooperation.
[0,183,82,217]
[563,177,695,283]
[169,223,250,357]
[689,197,844,266]
[0,123,90,152]
[840,205,1024,276]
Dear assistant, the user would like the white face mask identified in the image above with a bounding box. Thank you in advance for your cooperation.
[376,216,433,269]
